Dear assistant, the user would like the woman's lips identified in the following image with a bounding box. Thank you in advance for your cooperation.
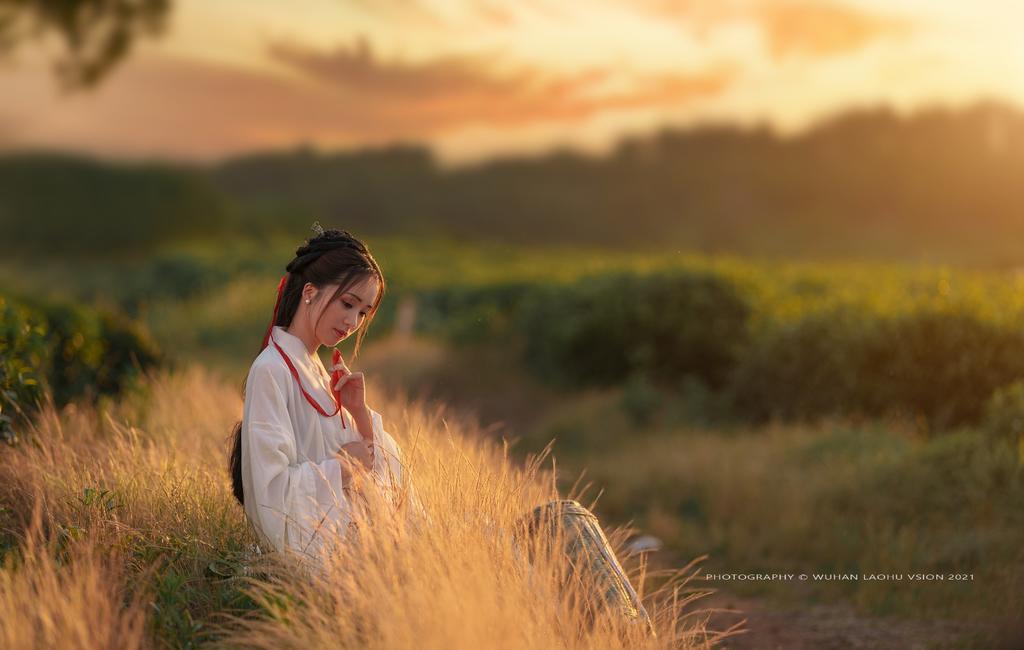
[334,328,348,338]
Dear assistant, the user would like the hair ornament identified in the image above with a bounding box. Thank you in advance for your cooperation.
[310,220,326,237]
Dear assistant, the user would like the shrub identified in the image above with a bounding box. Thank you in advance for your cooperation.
[0,292,161,441]
[0,298,50,442]
[135,253,230,303]
[982,380,1024,447]
[729,306,871,422]
[413,281,539,343]
[859,310,1024,428]
[520,270,751,389]
[731,307,1024,429]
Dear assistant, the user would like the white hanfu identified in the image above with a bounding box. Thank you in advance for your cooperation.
[240,325,410,557]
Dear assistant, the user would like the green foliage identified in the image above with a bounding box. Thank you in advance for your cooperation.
[207,102,1024,263]
[619,373,662,428]
[730,307,871,422]
[12,230,1024,433]
[395,251,1024,431]
[413,281,539,343]
[0,153,232,257]
[0,0,171,89]
[117,251,233,312]
[31,298,162,407]
[7,102,1024,264]
[860,310,1024,428]
[981,380,1024,446]
[519,270,751,389]
[0,297,50,442]
[0,292,161,440]
[732,306,1024,429]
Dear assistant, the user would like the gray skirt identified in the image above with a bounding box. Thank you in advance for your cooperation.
[517,499,656,637]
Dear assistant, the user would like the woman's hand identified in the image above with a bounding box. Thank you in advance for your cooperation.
[330,352,367,415]
[337,440,374,487]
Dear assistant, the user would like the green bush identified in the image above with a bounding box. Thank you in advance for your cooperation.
[860,310,1024,428]
[0,298,50,442]
[519,270,751,389]
[981,380,1024,446]
[730,306,871,422]
[732,307,1024,429]
[118,252,232,312]
[413,281,538,343]
[405,263,1024,431]
[0,292,162,441]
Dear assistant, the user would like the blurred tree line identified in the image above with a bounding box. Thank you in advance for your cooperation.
[212,101,1024,263]
[0,153,231,256]
[2,101,1023,262]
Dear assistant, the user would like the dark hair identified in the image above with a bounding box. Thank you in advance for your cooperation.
[229,228,385,506]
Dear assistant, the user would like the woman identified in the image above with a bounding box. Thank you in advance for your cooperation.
[228,226,653,633]
[228,227,405,557]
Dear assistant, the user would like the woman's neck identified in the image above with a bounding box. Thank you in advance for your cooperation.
[284,321,320,355]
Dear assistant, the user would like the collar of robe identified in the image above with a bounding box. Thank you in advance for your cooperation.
[268,329,347,427]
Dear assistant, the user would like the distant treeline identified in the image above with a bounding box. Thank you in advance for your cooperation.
[0,155,231,255]
[3,101,1024,261]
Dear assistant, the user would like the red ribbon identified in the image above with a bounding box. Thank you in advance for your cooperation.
[260,274,289,352]
[261,273,347,428]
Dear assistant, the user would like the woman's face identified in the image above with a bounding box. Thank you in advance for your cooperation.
[310,274,380,347]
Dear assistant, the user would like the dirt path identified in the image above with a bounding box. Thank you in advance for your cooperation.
[698,591,993,649]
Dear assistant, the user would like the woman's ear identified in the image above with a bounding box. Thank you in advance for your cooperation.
[302,282,317,303]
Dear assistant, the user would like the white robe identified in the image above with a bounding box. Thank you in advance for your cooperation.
[240,325,410,557]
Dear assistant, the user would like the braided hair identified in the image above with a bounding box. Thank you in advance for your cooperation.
[229,228,385,506]
[273,229,385,337]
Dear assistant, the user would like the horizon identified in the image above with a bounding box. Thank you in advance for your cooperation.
[3,97,1018,170]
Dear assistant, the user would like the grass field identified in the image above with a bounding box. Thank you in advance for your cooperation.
[0,367,720,648]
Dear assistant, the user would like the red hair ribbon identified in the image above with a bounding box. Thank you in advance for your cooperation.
[260,274,289,352]
[261,272,347,428]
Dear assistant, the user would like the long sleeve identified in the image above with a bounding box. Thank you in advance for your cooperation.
[241,361,351,555]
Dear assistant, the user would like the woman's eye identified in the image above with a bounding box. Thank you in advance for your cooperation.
[342,301,353,309]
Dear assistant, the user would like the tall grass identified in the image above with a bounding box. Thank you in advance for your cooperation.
[0,367,720,648]
[0,515,149,650]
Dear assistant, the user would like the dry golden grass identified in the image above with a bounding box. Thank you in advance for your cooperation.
[0,366,725,648]
[0,514,149,650]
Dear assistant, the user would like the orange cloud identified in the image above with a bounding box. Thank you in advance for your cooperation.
[269,39,735,131]
[0,42,734,160]
[758,2,910,58]
[641,0,910,59]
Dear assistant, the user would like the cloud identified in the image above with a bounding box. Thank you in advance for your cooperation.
[268,38,736,131]
[757,2,910,58]
[0,41,734,160]
[640,0,910,59]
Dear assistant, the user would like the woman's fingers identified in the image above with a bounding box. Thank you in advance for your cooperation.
[338,356,352,372]
[333,371,363,391]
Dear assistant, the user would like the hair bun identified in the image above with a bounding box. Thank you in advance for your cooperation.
[286,228,369,273]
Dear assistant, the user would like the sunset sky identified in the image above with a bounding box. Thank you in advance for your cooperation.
[2,0,1022,164]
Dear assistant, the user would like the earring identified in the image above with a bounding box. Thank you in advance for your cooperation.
[305,299,310,304]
